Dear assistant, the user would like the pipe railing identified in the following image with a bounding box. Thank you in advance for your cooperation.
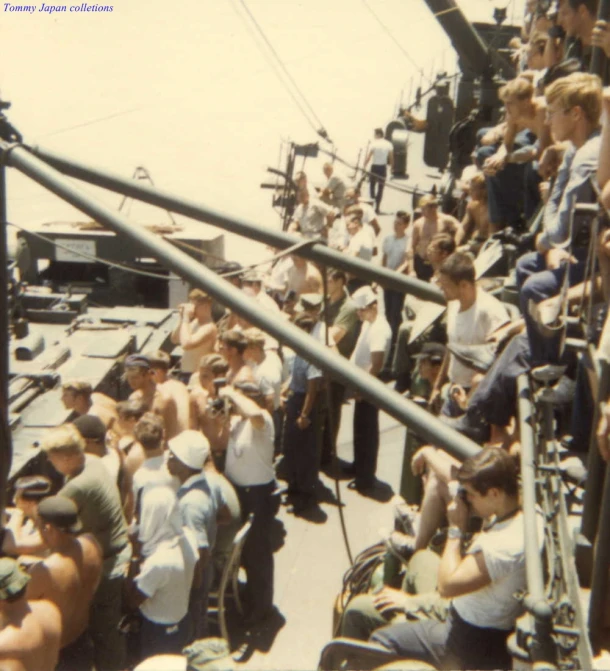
[25,145,446,306]
[0,140,480,463]
[516,375,556,667]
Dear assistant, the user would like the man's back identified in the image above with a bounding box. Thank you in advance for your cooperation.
[26,534,102,646]
[0,600,61,671]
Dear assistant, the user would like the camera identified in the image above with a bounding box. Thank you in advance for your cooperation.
[207,378,230,417]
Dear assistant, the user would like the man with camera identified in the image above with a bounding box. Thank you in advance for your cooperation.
[218,381,277,626]
[368,447,542,671]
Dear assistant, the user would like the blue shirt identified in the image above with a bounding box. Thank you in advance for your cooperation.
[289,354,322,393]
[538,129,601,251]
[176,473,226,550]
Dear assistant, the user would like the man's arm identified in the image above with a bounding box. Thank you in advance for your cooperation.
[457,203,476,246]
[218,386,265,430]
[369,351,385,377]
[296,377,320,431]
[598,88,610,188]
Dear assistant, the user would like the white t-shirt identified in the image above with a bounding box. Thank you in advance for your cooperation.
[225,412,275,487]
[382,233,410,270]
[453,510,544,631]
[252,355,282,410]
[133,456,177,503]
[346,228,373,261]
[370,138,393,166]
[446,289,508,387]
[137,530,198,625]
[350,313,392,372]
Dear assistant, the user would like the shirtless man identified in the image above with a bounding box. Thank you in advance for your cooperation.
[60,381,117,430]
[483,75,550,176]
[26,496,102,671]
[410,195,460,281]
[189,354,232,457]
[455,173,491,251]
[124,354,179,440]
[218,331,255,386]
[171,289,217,383]
[147,350,190,435]
[0,558,61,671]
[285,255,323,297]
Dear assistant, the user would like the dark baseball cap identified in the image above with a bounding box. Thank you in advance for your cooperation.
[412,343,446,364]
[73,414,107,441]
[37,496,83,534]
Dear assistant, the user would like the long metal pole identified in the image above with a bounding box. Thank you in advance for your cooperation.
[0,142,479,462]
[516,375,556,667]
[0,162,11,515]
[26,145,445,305]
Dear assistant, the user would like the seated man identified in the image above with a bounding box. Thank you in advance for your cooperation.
[515,72,602,366]
[370,447,541,671]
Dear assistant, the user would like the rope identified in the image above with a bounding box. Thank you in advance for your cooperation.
[360,0,432,85]
[231,0,331,142]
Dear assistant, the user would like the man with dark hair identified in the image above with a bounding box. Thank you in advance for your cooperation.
[382,212,411,343]
[0,558,62,671]
[365,128,394,213]
[27,496,103,671]
[370,447,540,671]
[125,354,179,439]
[219,330,255,386]
[61,380,117,430]
[559,0,599,67]
[430,253,508,416]
[322,270,360,464]
[147,349,190,435]
[171,289,217,382]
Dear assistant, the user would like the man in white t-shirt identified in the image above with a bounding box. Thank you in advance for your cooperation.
[371,447,542,671]
[219,382,276,626]
[365,128,394,214]
[348,286,392,493]
[290,188,336,239]
[430,252,508,416]
[318,162,347,209]
[345,215,375,294]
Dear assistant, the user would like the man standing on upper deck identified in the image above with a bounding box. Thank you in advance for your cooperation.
[171,289,217,384]
[365,128,393,214]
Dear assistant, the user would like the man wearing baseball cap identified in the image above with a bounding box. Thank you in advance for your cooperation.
[0,557,62,671]
[348,286,392,494]
[167,431,229,639]
[27,496,103,671]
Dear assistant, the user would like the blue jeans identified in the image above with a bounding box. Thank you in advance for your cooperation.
[369,164,387,210]
[516,250,587,366]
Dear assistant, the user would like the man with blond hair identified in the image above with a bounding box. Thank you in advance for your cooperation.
[40,424,129,671]
[516,72,603,366]
[171,288,217,382]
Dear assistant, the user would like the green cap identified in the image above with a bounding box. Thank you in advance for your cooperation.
[0,558,30,600]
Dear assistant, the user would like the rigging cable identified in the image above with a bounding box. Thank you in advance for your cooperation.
[231,0,332,143]
[360,0,432,85]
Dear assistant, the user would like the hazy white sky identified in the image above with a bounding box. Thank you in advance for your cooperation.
[0,0,524,261]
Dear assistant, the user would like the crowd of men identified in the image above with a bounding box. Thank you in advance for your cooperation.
[1,1,610,669]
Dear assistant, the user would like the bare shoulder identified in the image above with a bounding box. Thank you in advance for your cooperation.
[79,533,102,563]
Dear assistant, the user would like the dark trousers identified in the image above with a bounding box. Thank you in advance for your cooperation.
[89,571,126,671]
[321,380,346,464]
[353,399,379,489]
[234,481,275,619]
[371,605,511,671]
[516,250,587,366]
[384,289,406,344]
[283,393,319,496]
[467,332,531,428]
[369,164,387,210]
[56,630,94,671]
[139,615,190,658]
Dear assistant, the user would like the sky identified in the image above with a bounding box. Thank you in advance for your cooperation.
[0,0,525,262]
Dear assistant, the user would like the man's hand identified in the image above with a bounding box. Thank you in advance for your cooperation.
[450,384,468,411]
[486,320,518,346]
[545,248,576,270]
[372,587,409,617]
[428,388,441,413]
[411,446,432,477]
[592,20,610,58]
[446,491,469,531]
[538,145,563,180]
[296,415,311,430]
[483,152,506,176]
